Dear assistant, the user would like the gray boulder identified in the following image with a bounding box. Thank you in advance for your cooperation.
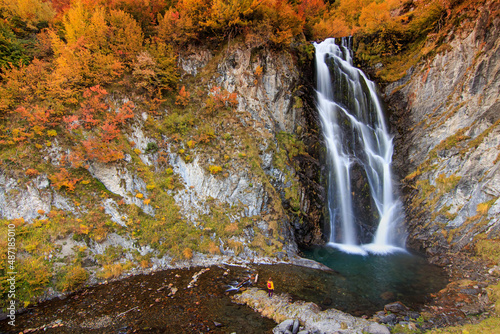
[273,319,295,334]
[363,322,390,334]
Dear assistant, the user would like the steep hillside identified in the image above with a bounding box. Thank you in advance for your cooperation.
[0,0,331,308]
[0,41,326,307]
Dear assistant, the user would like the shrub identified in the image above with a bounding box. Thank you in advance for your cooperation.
[99,263,123,280]
[182,247,193,260]
[17,257,51,306]
[175,86,190,106]
[208,241,221,255]
[49,168,83,192]
[58,265,88,292]
[208,165,222,174]
[227,239,244,256]
[162,112,194,135]
[25,168,40,177]
[145,142,158,153]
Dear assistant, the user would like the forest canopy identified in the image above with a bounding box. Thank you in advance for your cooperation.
[0,0,453,138]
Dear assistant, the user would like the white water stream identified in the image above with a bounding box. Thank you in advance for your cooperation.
[314,38,406,255]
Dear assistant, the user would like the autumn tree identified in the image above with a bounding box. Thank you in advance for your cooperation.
[132,41,179,96]
[50,0,145,89]
[107,9,144,64]
[0,0,55,31]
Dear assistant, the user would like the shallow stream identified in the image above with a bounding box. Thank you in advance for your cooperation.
[0,255,448,333]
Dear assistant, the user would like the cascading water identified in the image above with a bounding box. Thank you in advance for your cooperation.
[315,38,406,255]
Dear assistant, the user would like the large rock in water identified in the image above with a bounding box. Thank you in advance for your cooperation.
[232,287,388,334]
[384,0,500,257]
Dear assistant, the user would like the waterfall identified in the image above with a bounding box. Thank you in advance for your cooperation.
[314,38,406,255]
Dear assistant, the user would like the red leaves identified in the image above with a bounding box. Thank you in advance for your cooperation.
[100,121,120,142]
[61,85,135,164]
[114,101,135,124]
[16,104,60,130]
[63,115,80,130]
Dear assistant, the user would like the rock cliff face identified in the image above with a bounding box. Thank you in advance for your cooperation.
[383,0,500,260]
[0,41,323,297]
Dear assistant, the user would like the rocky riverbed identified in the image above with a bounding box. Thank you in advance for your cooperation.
[0,265,277,334]
[1,255,498,334]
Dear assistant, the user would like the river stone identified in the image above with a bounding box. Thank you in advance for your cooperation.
[384,301,409,314]
[407,311,420,320]
[292,319,299,334]
[273,319,295,334]
[363,322,390,334]
[379,313,397,325]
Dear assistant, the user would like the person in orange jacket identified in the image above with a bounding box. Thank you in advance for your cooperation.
[267,277,274,298]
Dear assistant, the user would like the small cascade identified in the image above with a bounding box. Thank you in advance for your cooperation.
[314,38,406,255]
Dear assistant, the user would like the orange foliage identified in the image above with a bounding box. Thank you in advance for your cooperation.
[81,137,125,162]
[311,17,351,40]
[0,59,54,111]
[16,106,51,128]
[157,0,305,46]
[25,168,40,177]
[49,0,145,88]
[204,86,238,115]
[49,168,83,191]
[175,86,190,107]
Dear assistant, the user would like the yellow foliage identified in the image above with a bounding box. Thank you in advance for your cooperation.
[140,259,150,268]
[0,0,55,29]
[209,165,222,174]
[135,193,144,199]
[59,265,88,292]
[476,202,490,216]
[254,65,263,77]
[79,224,90,235]
[100,263,123,280]
[107,9,144,64]
[18,257,51,301]
[182,247,193,260]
